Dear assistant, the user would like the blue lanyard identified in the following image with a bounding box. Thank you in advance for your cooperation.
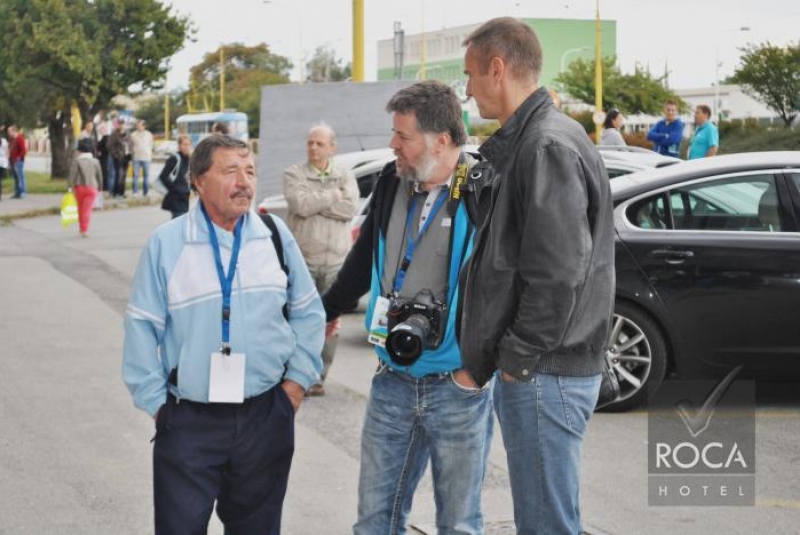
[392,191,448,294]
[201,203,244,355]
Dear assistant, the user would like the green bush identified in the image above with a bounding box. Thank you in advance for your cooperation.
[720,127,800,154]
[469,120,500,138]
[570,110,595,136]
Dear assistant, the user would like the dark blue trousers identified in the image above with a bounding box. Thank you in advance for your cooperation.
[153,387,295,535]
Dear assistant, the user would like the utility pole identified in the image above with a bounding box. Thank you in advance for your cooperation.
[219,47,225,111]
[352,0,364,81]
[594,0,603,144]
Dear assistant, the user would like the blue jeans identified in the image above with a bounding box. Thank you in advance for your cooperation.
[12,160,26,197]
[355,364,494,535]
[494,372,600,535]
[132,159,150,195]
[106,154,116,194]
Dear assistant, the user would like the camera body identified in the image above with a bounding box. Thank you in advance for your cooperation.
[385,289,446,366]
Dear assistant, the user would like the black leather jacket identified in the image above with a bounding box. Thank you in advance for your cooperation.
[458,88,615,386]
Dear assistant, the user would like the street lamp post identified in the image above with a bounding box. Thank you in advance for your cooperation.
[714,26,750,123]
[594,0,603,145]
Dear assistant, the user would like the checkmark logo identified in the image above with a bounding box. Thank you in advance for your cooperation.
[675,366,742,438]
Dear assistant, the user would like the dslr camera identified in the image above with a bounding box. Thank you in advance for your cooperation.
[385,289,446,366]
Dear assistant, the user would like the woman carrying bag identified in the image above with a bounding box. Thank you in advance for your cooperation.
[159,134,192,219]
[68,138,103,237]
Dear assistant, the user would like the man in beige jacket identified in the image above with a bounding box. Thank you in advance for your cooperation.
[284,124,359,395]
[129,120,154,196]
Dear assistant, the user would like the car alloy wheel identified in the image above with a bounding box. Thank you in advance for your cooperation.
[603,301,668,412]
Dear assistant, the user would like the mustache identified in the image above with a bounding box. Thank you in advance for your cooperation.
[231,189,253,200]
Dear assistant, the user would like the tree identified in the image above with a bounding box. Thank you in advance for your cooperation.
[188,43,292,138]
[555,57,685,115]
[0,0,190,177]
[730,42,800,128]
[305,46,351,83]
[134,91,189,137]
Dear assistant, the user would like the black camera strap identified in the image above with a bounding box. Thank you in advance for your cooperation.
[442,152,472,307]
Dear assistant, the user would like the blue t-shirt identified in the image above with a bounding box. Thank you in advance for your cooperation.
[688,122,719,160]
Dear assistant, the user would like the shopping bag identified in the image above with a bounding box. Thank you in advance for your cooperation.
[61,190,79,228]
[92,189,104,210]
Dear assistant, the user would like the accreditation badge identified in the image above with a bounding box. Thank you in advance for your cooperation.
[208,352,246,403]
[368,296,390,348]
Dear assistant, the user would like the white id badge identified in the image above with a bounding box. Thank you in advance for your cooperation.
[368,296,391,347]
[208,352,246,403]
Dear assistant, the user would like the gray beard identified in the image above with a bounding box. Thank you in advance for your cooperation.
[398,149,438,185]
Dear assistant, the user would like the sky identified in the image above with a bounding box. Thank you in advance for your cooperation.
[164,0,799,91]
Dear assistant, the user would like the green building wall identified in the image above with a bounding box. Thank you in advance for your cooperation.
[378,18,617,89]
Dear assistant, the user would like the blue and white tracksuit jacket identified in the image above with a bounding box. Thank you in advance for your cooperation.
[122,203,325,416]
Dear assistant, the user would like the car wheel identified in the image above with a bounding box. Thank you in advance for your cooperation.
[602,301,668,412]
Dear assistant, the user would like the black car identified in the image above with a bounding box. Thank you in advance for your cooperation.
[606,152,800,411]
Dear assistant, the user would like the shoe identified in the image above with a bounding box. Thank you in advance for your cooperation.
[80,232,89,238]
[307,384,325,397]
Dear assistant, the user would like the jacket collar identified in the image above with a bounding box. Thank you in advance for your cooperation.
[479,87,554,164]
[183,202,270,244]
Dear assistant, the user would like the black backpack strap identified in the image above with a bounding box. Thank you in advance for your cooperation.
[259,213,290,319]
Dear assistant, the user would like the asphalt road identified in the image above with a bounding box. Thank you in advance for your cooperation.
[1,203,799,534]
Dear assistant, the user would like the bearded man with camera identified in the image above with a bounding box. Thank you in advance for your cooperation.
[322,80,494,535]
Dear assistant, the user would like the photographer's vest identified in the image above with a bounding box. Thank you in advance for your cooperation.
[365,154,475,377]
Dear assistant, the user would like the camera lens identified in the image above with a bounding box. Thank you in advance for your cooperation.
[386,315,429,366]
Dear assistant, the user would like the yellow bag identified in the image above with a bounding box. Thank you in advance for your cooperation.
[61,190,79,228]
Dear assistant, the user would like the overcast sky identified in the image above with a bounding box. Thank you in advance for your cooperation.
[164,0,799,90]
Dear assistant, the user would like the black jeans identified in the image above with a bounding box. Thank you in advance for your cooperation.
[153,387,295,535]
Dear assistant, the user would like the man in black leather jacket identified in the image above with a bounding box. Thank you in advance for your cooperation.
[460,17,615,535]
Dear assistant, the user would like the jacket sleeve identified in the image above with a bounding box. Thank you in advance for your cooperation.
[122,238,169,417]
[67,160,79,188]
[666,120,684,146]
[283,164,340,218]
[647,122,667,144]
[319,168,360,222]
[93,160,103,190]
[322,196,376,321]
[158,155,178,191]
[496,144,594,371]
[276,218,326,389]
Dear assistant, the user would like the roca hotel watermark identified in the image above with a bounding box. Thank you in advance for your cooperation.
[648,366,755,506]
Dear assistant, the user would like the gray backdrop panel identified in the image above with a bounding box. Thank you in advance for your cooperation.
[257,80,412,198]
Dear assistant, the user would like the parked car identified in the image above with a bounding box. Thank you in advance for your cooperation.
[333,148,395,197]
[257,148,396,217]
[607,151,800,410]
[347,145,682,243]
[261,145,677,217]
[597,145,680,178]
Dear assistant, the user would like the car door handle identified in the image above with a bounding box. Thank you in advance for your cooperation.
[650,249,694,264]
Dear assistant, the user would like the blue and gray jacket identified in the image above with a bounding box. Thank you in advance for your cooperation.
[122,203,325,416]
[322,160,475,377]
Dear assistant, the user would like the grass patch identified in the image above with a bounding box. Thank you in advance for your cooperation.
[1,169,67,196]
[0,206,60,225]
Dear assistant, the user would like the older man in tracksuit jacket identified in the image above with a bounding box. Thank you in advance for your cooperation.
[122,135,324,534]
